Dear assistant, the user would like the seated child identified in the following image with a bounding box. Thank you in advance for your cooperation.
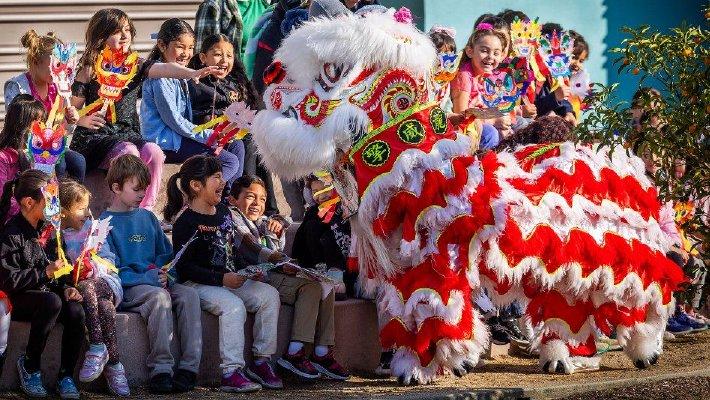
[53,180,128,396]
[100,154,202,394]
[167,155,283,392]
[226,174,349,381]
[291,174,355,298]
[0,170,85,399]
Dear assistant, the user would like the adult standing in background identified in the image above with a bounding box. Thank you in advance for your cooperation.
[195,0,272,59]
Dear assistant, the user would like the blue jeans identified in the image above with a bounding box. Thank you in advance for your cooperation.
[480,124,500,150]
[57,150,86,182]
[163,138,245,190]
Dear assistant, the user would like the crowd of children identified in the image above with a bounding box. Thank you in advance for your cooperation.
[0,0,706,398]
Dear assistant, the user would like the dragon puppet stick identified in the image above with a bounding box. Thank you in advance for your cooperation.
[28,95,72,277]
[78,46,139,124]
[192,101,257,155]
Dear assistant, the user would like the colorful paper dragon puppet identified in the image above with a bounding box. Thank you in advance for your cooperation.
[50,42,78,104]
[28,96,71,277]
[479,69,522,112]
[252,1,684,385]
[79,46,139,123]
[508,17,547,93]
[71,217,116,284]
[193,101,257,154]
[538,30,574,78]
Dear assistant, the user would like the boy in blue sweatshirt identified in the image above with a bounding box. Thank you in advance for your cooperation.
[100,154,202,394]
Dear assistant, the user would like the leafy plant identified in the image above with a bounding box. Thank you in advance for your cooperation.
[575,7,709,264]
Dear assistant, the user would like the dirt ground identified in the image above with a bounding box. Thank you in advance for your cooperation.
[1,331,708,399]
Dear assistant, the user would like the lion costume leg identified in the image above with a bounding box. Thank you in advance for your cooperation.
[378,260,488,385]
[528,290,601,374]
[614,303,669,369]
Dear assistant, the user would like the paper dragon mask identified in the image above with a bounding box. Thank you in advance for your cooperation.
[479,69,522,112]
[28,96,67,175]
[50,42,78,102]
[510,17,541,59]
[538,30,574,78]
[193,101,257,154]
[79,46,139,123]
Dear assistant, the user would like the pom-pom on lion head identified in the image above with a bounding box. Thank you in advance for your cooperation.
[251,3,438,182]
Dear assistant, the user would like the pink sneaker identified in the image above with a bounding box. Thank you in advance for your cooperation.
[79,344,108,383]
[220,369,261,393]
[246,361,283,389]
[104,362,130,397]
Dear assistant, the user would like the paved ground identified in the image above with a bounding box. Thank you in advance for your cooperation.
[2,330,707,399]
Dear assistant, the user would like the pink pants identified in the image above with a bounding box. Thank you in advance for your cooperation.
[100,141,165,210]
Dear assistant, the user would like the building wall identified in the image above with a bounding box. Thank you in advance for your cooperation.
[0,0,201,122]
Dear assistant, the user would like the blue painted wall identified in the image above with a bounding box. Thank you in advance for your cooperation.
[382,0,704,102]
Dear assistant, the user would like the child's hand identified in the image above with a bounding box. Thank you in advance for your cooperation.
[521,102,537,118]
[158,269,168,288]
[45,260,63,279]
[223,272,247,289]
[267,219,285,237]
[554,83,571,101]
[493,115,512,132]
[192,66,221,83]
[64,287,83,302]
[77,113,106,130]
[65,106,80,124]
[563,112,578,126]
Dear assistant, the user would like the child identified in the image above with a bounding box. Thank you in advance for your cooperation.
[429,25,457,111]
[166,155,282,392]
[188,33,279,213]
[142,20,245,199]
[54,180,128,396]
[70,8,217,210]
[450,20,512,150]
[0,170,85,399]
[533,23,577,125]
[100,154,202,394]
[291,174,355,298]
[226,174,349,381]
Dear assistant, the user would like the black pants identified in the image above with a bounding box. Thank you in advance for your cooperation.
[10,290,86,377]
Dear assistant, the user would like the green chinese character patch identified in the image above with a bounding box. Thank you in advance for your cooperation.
[397,119,425,144]
[361,140,391,167]
[430,107,448,135]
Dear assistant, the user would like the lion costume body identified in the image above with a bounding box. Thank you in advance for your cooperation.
[252,7,685,384]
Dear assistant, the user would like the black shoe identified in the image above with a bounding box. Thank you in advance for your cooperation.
[172,369,197,393]
[149,373,174,394]
[488,318,511,345]
[0,351,5,376]
[500,318,526,341]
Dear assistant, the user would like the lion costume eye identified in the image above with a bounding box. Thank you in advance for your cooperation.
[318,63,350,91]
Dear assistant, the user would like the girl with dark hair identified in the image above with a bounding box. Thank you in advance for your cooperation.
[166,155,283,393]
[0,170,86,399]
[70,8,218,210]
[143,23,245,204]
[0,95,45,223]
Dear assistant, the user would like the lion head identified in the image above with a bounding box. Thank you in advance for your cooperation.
[251,9,439,185]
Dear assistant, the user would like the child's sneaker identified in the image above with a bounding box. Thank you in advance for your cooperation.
[675,311,708,332]
[148,373,173,394]
[17,356,47,398]
[666,315,693,335]
[56,376,80,400]
[220,369,261,393]
[277,349,320,379]
[79,343,109,383]
[172,368,197,393]
[311,350,350,380]
[104,362,130,397]
[246,361,283,389]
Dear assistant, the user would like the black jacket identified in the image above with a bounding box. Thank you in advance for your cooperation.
[0,214,62,295]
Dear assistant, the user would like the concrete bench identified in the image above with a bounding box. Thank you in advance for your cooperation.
[0,299,380,390]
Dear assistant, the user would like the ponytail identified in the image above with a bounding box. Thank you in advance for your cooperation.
[163,173,184,222]
[21,29,60,67]
[0,169,49,223]
[162,154,222,222]
[0,179,18,223]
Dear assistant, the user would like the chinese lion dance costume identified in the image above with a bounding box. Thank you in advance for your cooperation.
[252,5,685,385]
